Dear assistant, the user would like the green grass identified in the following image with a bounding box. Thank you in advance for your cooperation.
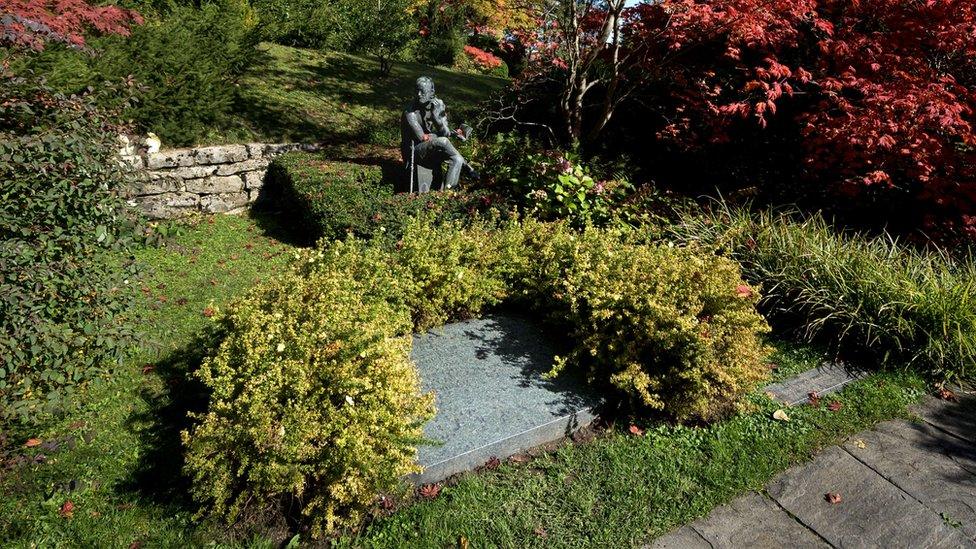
[0,213,930,548]
[341,372,925,548]
[210,43,507,147]
[0,213,296,548]
[766,338,831,383]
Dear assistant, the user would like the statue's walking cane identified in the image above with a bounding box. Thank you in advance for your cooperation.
[409,140,415,194]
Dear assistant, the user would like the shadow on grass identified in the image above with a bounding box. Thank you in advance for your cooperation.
[122,330,217,509]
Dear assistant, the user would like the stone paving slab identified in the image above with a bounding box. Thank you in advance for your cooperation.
[913,391,976,444]
[410,314,599,484]
[765,363,862,405]
[767,445,972,548]
[692,492,829,548]
[844,418,976,541]
[646,525,710,548]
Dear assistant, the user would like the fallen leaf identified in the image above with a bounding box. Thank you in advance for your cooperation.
[176,297,188,306]
[378,495,394,511]
[157,295,168,303]
[25,438,41,447]
[772,409,790,422]
[202,307,215,318]
[508,454,530,464]
[128,542,142,549]
[825,492,842,504]
[483,456,501,470]
[419,483,441,499]
[533,526,548,538]
[808,391,821,406]
[853,439,866,449]
[142,364,155,375]
[458,535,469,549]
[628,424,645,436]
[59,500,75,518]
[736,284,754,298]
[827,401,843,412]
[938,387,958,402]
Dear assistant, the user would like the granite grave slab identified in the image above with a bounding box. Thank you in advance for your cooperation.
[410,314,599,484]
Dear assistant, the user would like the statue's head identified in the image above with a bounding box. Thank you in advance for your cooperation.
[415,76,435,106]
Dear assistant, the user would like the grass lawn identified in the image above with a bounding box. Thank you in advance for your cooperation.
[0,213,928,547]
[209,43,508,147]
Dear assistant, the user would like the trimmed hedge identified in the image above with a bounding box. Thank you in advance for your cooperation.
[184,216,771,536]
[267,151,508,241]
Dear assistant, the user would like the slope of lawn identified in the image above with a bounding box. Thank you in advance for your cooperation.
[222,43,508,147]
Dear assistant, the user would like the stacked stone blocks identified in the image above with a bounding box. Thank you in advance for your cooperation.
[123,142,318,219]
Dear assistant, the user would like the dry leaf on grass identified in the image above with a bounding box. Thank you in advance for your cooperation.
[827,401,843,412]
[825,492,842,504]
[419,483,441,499]
[772,409,790,422]
[628,425,645,436]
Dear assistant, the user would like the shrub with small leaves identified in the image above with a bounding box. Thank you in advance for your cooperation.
[518,220,772,421]
[182,239,434,537]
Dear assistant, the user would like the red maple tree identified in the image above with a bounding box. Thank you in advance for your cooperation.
[512,0,976,242]
[626,0,976,242]
[2,0,142,51]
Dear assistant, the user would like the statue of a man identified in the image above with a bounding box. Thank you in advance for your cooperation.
[401,76,478,192]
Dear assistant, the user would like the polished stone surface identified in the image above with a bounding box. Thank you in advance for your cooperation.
[410,314,598,484]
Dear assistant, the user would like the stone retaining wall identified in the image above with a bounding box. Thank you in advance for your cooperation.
[122,142,318,219]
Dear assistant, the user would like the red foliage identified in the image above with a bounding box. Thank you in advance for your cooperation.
[623,0,976,243]
[1,0,142,51]
[464,44,503,69]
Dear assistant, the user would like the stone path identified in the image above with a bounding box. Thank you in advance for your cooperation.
[650,391,976,548]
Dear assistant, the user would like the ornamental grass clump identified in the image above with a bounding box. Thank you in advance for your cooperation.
[671,206,976,382]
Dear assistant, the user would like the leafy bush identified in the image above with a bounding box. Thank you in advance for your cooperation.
[17,0,259,146]
[185,214,771,535]
[473,133,631,226]
[669,205,976,382]
[182,241,434,537]
[456,45,509,78]
[0,74,138,425]
[517,220,771,421]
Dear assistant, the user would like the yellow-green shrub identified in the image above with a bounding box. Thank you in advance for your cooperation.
[519,220,771,422]
[184,216,771,537]
[181,242,434,537]
[390,216,525,331]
